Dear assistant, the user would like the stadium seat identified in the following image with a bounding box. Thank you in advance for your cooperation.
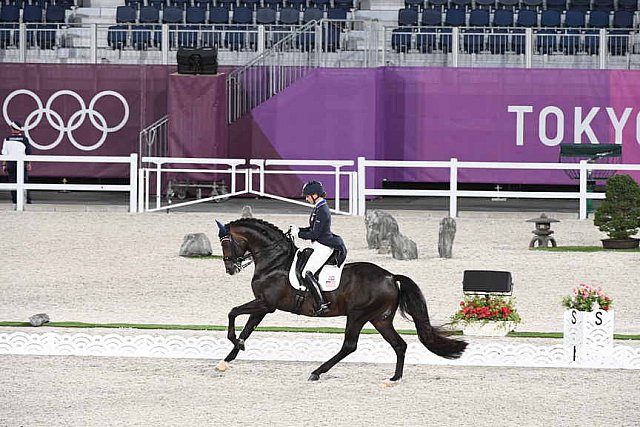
[426,0,448,11]
[405,0,424,10]
[278,7,299,24]
[327,7,346,20]
[256,6,276,24]
[617,0,638,11]
[173,0,192,10]
[263,0,283,10]
[512,8,537,54]
[592,0,614,11]
[107,6,136,50]
[584,10,609,55]
[203,5,228,47]
[176,5,205,47]
[287,0,306,10]
[209,5,229,23]
[195,0,213,10]
[133,5,160,50]
[609,10,633,55]
[546,0,566,11]
[302,6,323,23]
[231,5,252,23]
[0,4,19,48]
[391,27,413,52]
[150,0,167,10]
[536,9,560,54]
[440,7,465,52]
[23,4,43,48]
[398,8,418,26]
[521,0,542,9]
[497,0,519,9]
[560,9,585,54]
[488,8,513,54]
[334,0,353,10]
[568,0,591,11]
[450,0,471,10]
[464,8,489,53]
[416,8,441,53]
[310,0,330,10]
[226,6,254,50]
[240,0,260,9]
[474,0,495,9]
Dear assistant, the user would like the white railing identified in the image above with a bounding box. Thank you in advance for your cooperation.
[139,156,247,212]
[0,153,138,212]
[249,158,356,215]
[356,157,640,219]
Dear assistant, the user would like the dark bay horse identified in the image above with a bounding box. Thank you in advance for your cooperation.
[216,218,467,383]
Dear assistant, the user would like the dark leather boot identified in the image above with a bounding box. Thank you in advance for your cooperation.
[304,271,330,315]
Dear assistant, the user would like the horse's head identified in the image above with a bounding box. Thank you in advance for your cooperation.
[216,218,294,275]
[217,220,249,275]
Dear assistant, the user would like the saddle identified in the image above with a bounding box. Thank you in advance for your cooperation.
[289,247,345,293]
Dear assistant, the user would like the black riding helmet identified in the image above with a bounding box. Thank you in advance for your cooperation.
[302,180,324,197]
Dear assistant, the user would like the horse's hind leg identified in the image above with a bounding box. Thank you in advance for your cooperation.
[308,314,367,381]
[370,318,407,382]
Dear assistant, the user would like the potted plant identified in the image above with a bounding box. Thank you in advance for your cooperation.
[593,174,640,249]
[562,283,614,364]
[451,294,522,336]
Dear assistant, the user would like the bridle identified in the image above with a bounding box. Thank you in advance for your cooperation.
[220,230,294,273]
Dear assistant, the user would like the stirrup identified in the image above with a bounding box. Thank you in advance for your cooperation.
[315,302,331,315]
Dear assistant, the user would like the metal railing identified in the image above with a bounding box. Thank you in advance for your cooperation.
[383,26,640,70]
[139,115,169,164]
[356,157,640,219]
[226,20,320,123]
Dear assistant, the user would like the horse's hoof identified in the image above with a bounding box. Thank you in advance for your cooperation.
[308,373,320,381]
[381,378,401,388]
[237,339,245,351]
[215,360,230,372]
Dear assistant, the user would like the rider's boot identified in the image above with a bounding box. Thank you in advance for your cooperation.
[304,271,330,315]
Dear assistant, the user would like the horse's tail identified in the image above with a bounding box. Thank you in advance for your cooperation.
[395,275,467,359]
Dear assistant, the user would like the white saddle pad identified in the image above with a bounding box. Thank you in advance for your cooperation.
[288,249,346,292]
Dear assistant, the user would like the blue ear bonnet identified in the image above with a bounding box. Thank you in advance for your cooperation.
[216,220,229,238]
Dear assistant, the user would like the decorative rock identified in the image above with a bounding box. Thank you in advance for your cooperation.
[438,216,457,258]
[391,233,418,260]
[377,239,391,254]
[179,233,213,257]
[241,205,253,219]
[29,313,50,327]
[364,210,399,249]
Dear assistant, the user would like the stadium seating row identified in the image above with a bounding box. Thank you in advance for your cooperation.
[405,0,638,12]
[108,4,344,25]
[0,4,65,48]
[398,7,636,28]
[0,3,65,23]
[123,0,355,11]
[0,0,74,9]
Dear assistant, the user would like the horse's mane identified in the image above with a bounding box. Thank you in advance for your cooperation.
[228,218,296,256]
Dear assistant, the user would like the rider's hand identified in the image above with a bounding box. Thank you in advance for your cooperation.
[289,225,299,236]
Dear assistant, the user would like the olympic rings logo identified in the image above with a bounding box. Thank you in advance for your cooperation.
[2,89,130,151]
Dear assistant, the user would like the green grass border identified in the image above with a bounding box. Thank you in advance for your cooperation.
[0,321,637,340]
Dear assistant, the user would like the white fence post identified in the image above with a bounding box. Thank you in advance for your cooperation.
[449,157,458,217]
[138,168,145,214]
[334,165,341,212]
[579,160,588,220]
[357,157,366,216]
[16,155,25,211]
[129,153,138,213]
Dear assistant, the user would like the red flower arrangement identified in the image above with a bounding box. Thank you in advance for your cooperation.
[451,295,522,325]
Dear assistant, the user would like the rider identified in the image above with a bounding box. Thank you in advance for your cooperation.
[290,180,347,315]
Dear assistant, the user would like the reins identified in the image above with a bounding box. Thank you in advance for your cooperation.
[221,230,295,273]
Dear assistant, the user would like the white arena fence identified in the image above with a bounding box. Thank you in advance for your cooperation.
[139,157,356,215]
[0,153,138,212]
[356,157,640,220]
[3,154,640,218]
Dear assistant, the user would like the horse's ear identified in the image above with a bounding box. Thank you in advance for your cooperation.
[216,220,229,238]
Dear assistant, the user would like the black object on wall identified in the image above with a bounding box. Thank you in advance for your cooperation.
[177,47,218,75]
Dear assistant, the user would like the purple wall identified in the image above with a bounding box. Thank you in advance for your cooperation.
[241,67,640,187]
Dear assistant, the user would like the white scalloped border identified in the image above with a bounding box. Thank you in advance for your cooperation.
[0,332,638,369]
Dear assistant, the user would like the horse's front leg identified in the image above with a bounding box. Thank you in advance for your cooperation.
[216,299,271,372]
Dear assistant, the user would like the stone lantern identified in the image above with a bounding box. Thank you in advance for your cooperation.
[526,213,559,248]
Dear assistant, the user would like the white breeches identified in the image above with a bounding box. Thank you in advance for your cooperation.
[302,241,334,275]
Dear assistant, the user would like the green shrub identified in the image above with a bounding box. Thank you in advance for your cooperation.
[593,174,640,239]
